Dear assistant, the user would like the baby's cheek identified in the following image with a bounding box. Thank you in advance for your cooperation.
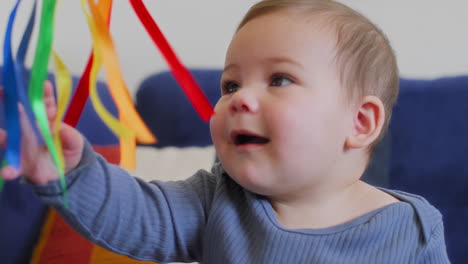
[209,119,221,145]
[209,114,228,150]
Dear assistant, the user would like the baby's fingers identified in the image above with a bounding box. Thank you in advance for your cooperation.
[18,103,38,146]
[44,80,57,123]
[0,129,20,180]
[0,129,5,149]
[0,123,23,181]
[0,129,21,180]
[0,165,22,180]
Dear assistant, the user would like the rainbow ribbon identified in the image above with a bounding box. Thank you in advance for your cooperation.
[2,0,215,190]
[64,0,213,169]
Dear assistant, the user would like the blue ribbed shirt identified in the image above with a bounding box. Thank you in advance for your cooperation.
[32,142,450,263]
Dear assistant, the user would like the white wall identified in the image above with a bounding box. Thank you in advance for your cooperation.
[344,0,468,79]
[1,0,468,95]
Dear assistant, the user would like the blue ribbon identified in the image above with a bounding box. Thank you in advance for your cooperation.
[2,0,22,169]
[15,0,42,143]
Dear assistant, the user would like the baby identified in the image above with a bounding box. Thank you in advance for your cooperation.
[1,0,449,263]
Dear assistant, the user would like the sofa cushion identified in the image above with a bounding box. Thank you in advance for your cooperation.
[361,132,391,188]
[0,179,47,264]
[390,76,468,262]
[136,69,221,148]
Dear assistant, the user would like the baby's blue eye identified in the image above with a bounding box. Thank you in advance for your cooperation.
[222,81,239,94]
[270,74,293,87]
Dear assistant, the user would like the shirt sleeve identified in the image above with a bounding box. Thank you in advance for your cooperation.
[31,139,217,263]
[418,221,451,263]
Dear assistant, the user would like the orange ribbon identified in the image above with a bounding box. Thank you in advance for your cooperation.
[82,0,156,168]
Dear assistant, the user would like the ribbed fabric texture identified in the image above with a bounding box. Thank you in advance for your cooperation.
[32,141,450,263]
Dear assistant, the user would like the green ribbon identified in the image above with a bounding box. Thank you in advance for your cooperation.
[0,160,6,192]
[29,0,68,208]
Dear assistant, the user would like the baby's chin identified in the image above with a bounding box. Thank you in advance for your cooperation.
[227,171,280,197]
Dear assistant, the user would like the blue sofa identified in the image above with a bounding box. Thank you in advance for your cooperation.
[1,68,467,263]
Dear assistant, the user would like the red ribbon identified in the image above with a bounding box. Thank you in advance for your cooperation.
[63,54,93,127]
[64,2,113,127]
[129,0,214,121]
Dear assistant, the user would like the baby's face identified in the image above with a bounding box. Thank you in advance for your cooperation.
[210,11,354,197]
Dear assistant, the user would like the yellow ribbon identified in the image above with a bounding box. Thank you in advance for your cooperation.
[51,50,72,171]
[86,0,155,143]
[80,0,133,138]
[81,0,134,139]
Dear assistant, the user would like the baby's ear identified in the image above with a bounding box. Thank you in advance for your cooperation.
[345,96,385,149]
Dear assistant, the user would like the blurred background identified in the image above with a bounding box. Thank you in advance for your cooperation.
[1,0,468,95]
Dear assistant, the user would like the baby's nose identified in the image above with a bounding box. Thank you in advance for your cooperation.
[229,89,259,113]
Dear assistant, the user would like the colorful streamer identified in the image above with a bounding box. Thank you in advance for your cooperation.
[28,0,68,208]
[1,0,211,189]
[129,0,214,121]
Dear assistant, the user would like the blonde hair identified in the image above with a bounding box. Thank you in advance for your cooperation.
[238,0,399,150]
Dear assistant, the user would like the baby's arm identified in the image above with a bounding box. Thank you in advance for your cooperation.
[0,82,212,262]
[32,141,212,262]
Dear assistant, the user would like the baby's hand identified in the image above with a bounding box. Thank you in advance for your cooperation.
[0,81,84,184]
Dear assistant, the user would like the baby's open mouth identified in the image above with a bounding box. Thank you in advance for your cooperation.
[232,132,270,145]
